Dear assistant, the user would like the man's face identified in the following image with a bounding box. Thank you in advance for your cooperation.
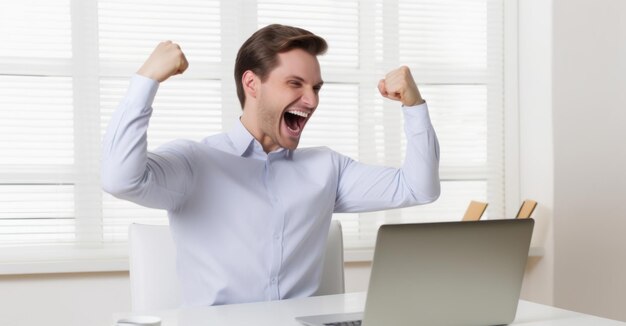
[255,48,323,152]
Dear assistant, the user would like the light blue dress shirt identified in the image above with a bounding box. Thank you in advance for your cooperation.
[102,75,440,306]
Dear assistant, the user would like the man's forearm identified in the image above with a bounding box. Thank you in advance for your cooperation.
[401,103,441,204]
[101,75,158,197]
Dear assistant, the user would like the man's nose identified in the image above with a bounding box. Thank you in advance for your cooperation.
[301,88,318,108]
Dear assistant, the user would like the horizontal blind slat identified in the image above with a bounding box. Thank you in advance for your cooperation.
[0,1,72,59]
[98,0,221,64]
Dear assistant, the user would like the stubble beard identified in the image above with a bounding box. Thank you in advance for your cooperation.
[258,96,301,151]
[258,102,283,150]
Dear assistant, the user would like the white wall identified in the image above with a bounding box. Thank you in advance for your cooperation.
[0,272,130,326]
[516,0,555,306]
[517,0,626,320]
[552,0,626,321]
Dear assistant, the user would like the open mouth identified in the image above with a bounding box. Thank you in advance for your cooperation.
[283,110,309,137]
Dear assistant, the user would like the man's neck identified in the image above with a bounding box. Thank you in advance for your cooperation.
[239,114,279,154]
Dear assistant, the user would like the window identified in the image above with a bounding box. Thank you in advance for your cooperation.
[0,0,504,270]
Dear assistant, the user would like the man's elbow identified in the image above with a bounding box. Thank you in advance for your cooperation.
[101,165,141,197]
[419,190,440,205]
[416,180,441,205]
[423,189,441,204]
[101,175,130,197]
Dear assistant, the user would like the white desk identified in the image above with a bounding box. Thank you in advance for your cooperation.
[114,292,626,326]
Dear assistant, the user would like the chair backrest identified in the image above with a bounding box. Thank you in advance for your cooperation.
[516,199,537,219]
[128,223,181,312]
[314,220,345,296]
[462,200,489,221]
[128,220,345,311]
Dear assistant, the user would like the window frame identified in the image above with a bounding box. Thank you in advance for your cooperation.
[0,0,519,274]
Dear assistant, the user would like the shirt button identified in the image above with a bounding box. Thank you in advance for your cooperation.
[274,235,280,241]
[270,278,277,284]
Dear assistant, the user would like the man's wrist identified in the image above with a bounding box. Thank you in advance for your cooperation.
[136,68,162,82]
[402,99,426,108]
[411,98,426,106]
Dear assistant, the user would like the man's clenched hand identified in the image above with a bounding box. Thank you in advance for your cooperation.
[137,41,189,82]
[378,66,424,107]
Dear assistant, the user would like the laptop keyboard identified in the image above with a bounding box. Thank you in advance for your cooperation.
[324,321,362,326]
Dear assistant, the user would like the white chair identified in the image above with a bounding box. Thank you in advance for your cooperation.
[128,223,181,312]
[128,220,345,311]
[314,220,345,296]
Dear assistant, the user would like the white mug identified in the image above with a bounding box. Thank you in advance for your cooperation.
[116,316,161,326]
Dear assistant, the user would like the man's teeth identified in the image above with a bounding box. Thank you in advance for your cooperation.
[287,110,308,118]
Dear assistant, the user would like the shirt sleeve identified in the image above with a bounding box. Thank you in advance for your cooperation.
[333,103,440,213]
[101,74,195,210]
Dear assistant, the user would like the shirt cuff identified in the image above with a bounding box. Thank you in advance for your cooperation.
[402,102,433,130]
[124,74,160,110]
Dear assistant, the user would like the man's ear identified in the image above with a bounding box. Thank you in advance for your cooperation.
[242,70,259,99]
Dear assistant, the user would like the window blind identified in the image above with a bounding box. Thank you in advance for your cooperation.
[0,0,75,247]
[0,0,505,266]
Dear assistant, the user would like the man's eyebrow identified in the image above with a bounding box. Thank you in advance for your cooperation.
[287,75,324,87]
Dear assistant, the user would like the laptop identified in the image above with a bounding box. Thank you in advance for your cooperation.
[296,218,534,326]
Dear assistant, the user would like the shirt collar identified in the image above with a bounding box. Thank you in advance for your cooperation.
[227,118,255,157]
[227,118,291,158]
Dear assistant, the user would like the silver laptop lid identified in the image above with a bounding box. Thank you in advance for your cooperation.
[363,218,534,326]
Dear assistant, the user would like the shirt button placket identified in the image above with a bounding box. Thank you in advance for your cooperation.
[265,154,282,300]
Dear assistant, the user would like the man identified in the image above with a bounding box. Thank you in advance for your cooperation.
[102,24,440,306]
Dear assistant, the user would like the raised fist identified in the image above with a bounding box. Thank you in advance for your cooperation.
[378,66,424,107]
[137,41,189,82]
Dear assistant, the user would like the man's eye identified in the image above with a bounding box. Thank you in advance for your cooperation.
[289,81,301,87]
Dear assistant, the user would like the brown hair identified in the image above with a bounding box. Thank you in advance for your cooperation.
[234,24,328,108]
